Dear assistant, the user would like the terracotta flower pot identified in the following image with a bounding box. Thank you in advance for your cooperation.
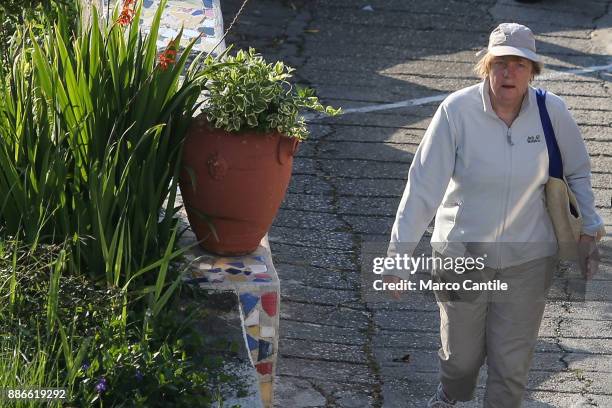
[179,115,299,255]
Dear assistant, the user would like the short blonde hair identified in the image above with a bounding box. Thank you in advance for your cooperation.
[474,52,543,80]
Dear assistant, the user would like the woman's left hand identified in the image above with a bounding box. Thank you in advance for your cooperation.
[578,234,600,280]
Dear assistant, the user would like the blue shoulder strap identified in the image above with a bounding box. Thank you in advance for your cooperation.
[535,88,563,179]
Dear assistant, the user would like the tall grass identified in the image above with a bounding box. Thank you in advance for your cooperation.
[0,240,92,407]
[0,337,64,408]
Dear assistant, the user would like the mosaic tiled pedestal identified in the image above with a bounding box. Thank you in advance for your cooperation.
[103,0,226,53]
[181,229,280,408]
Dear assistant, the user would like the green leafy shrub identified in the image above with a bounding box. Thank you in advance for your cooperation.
[0,0,75,38]
[0,239,225,407]
[202,47,340,140]
[0,0,77,70]
[0,0,74,19]
[0,241,121,344]
[72,311,218,407]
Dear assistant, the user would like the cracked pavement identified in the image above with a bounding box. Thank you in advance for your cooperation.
[220,0,612,406]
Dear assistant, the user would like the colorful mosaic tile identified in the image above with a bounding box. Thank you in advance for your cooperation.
[260,326,275,338]
[244,309,259,326]
[188,254,271,285]
[103,0,225,53]
[248,264,268,273]
[261,292,278,317]
[255,362,273,376]
[260,381,273,406]
[246,334,258,351]
[226,267,243,275]
[253,273,273,283]
[240,293,259,316]
[247,325,260,337]
[258,339,273,361]
[227,274,247,282]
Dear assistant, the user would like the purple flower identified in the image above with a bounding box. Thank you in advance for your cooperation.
[135,370,144,382]
[81,361,90,371]
[94,377,108,394]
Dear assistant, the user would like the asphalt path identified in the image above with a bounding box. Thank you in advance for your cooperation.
[220,1,612,406]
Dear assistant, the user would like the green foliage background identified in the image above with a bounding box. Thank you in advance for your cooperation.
[0,1,77,42]
[0,0,78,75]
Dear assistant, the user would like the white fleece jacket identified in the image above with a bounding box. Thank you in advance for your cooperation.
[389,79,605,269]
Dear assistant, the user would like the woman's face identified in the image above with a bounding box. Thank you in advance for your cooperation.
[488,55,534,108]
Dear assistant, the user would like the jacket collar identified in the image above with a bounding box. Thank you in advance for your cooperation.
[480,78,534,119]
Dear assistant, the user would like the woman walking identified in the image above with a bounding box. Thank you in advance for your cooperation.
[385,23,605,407]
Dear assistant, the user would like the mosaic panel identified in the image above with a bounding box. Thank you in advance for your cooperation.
[103,0,226,53]
[186,255,272,284]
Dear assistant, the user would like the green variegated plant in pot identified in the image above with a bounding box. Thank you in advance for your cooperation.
[180,48,340,255]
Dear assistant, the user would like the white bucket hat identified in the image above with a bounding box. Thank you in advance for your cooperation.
[485,23,540,62]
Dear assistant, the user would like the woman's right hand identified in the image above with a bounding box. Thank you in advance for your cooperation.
[578,234,600,280]
[383,275,403,300]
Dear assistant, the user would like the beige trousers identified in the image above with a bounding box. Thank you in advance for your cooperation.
[432,252,557,407]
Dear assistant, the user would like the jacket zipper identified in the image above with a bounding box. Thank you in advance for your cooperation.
[496,126,514,266]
